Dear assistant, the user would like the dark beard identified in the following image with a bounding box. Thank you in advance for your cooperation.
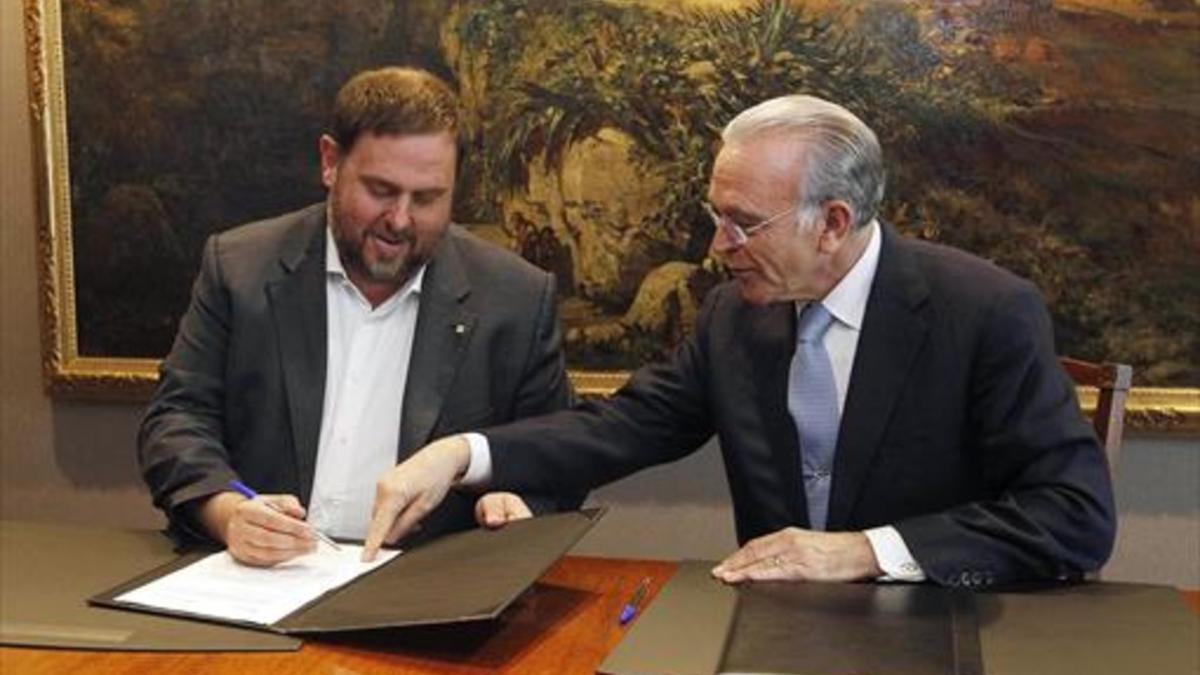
[329,205,418,285]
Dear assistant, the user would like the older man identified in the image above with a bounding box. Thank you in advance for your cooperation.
[139,67,576,566]
[362,95,1115,588]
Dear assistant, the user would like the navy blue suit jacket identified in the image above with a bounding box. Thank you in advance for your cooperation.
[487,223,1115,586]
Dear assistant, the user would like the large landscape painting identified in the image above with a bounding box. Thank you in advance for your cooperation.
[42,0,1199,389]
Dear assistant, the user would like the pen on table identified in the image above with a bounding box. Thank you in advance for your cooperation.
[618,577,651,625]
[227,479,342,551]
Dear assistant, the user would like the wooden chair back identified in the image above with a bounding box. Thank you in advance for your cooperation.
[1059,356,1133,477]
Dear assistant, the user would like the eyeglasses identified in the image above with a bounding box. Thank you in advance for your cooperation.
[702,201,797,246]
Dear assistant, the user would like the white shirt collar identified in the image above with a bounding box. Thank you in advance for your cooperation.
[325,225,425,306]
[799,219,881,331]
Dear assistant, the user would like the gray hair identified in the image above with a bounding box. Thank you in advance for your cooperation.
[722,95,885,230]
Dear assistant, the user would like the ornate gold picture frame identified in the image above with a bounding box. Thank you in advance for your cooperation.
[24,0,1199,432]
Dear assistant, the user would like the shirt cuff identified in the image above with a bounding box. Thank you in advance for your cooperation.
[459,432,493,488]
[864,526,926,582]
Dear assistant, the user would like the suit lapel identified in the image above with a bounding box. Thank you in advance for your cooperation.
[746,302,808,527]
[827,224,930,530]
[399,231,476,458]
[265,208,328,505]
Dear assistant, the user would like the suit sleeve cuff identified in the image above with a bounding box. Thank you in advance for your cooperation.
[459,433,493,488]
[864,526,926,582]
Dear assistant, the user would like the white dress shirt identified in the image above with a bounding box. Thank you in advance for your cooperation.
[799,221,924,581]
[465,220,923,581]
[307,227,425,540]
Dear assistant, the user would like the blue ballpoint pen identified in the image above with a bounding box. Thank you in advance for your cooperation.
[228,479,342,551]
[618,577,651,625]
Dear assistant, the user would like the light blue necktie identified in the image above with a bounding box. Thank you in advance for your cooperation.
[787,302,839,531]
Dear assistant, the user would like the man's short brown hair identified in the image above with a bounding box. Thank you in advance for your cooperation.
[329,66,459,150]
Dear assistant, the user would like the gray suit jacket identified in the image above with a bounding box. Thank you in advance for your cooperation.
[139,203,575,546]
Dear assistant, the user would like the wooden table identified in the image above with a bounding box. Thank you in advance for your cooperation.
[1182,588,1200,614]
[0,556,676,675]
[3,556,1196,675]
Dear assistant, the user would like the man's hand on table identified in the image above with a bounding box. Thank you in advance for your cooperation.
[712,527,882,583]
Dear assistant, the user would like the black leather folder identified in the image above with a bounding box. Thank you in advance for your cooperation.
[88,508,602,635]
[600,560,1199,675]
[599,561,981,675]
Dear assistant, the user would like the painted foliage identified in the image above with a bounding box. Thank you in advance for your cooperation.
[62,0,1199,384]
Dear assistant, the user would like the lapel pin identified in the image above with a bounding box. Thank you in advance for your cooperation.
[454,323,467,335]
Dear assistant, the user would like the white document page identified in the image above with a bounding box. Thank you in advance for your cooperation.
[115,544,400,626]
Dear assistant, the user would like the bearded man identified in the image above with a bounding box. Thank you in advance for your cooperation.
[139,67,576,565]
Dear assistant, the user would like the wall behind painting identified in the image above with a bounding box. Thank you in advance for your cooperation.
[1,1,1196,586]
